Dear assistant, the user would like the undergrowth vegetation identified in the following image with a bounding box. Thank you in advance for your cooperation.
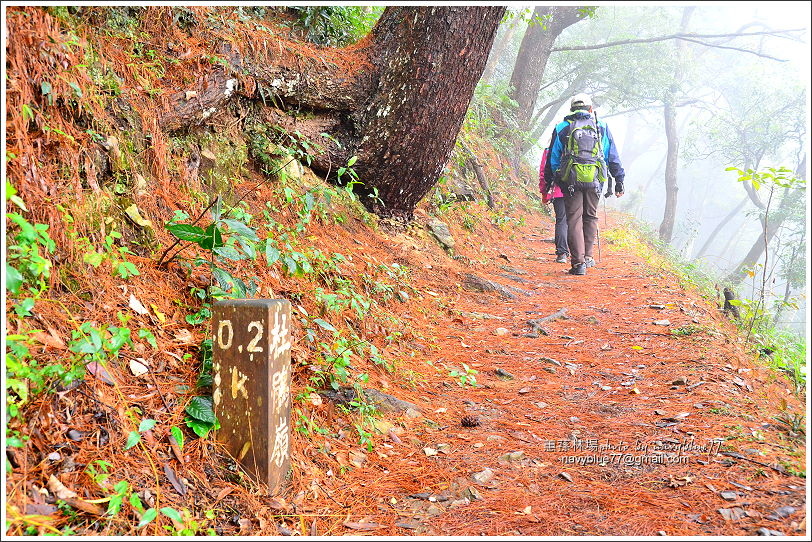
[604,218,807,395]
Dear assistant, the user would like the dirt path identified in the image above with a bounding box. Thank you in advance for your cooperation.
[7,205,805,537]
[303,211,806,536]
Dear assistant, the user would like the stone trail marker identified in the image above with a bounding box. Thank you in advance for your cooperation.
[211,299,291,492]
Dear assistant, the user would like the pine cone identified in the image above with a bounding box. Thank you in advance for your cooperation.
[461,415,480,427]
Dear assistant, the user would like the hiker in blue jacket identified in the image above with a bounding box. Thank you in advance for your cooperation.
[548,93,625,275]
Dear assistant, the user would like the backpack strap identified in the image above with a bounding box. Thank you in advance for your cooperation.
[560,120,576,187]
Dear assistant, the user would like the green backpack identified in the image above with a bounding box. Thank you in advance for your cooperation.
[560,115,608,188]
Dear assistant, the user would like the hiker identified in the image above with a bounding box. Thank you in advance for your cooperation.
[548,93,625,275]
[540,148,570,263]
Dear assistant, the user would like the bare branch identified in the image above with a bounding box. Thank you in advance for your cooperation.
[676,37,788,61]
[551,29,805,55]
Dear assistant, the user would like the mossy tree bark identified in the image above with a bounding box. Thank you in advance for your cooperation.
[160,6,505,220]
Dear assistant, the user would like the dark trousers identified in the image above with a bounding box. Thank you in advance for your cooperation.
[552,197,569,257]
[563,186,599,266]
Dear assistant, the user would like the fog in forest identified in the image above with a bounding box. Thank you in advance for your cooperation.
[488,2,810,335]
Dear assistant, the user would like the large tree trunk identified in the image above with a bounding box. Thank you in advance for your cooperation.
[350,6,505,218]
[160,6,505,220]
[507,6,586,167]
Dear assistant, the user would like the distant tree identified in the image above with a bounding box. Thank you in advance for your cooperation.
[505,6,589,166]
[481,9,525,84]
[547,6,805,243]
[161,6,505,220]
[658,7,695,244]
[726,155,807,286]
[686,61,806,261]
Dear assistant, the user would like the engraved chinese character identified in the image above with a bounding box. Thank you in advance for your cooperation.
[270,417,289,467]
[271,363,291,411]
[269,311,291,359]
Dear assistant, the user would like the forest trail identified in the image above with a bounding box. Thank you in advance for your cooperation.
[6,201,806,538]
[286,210,806,537]
[5,6,807,538]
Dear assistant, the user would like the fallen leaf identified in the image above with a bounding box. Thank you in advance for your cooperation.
[128,294,149,316]
[174,329,194,345]
[85,362,116,385]
[129,359,149,377]
[668,475,694,488]
[25,504,58,516]
[150,304,166,323]
[61,497,105,516]
[48,475,77,500]
[168,434,184,464]
[215,487,234,501]
[164,464,186,496]
[267,497,289,512]
[31,328,66,350]
[343,519,382,531]
[349,450,366,468]
[395,521,422,530]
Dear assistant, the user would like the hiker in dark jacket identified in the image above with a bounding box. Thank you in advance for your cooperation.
[541,148,570,263]
[548,93,625,275]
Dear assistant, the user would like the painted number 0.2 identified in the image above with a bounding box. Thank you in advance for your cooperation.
[247,321,263,352]
[217,320,233,350]
[216,320,263,351]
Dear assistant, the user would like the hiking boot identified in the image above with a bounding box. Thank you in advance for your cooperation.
[569,263,586,275]
[585,257,595,268]
[555,253,569,264]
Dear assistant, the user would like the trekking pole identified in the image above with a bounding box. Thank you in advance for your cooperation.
[596,222,602,264]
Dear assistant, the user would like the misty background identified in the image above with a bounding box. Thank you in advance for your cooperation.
[482,3,809,335]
